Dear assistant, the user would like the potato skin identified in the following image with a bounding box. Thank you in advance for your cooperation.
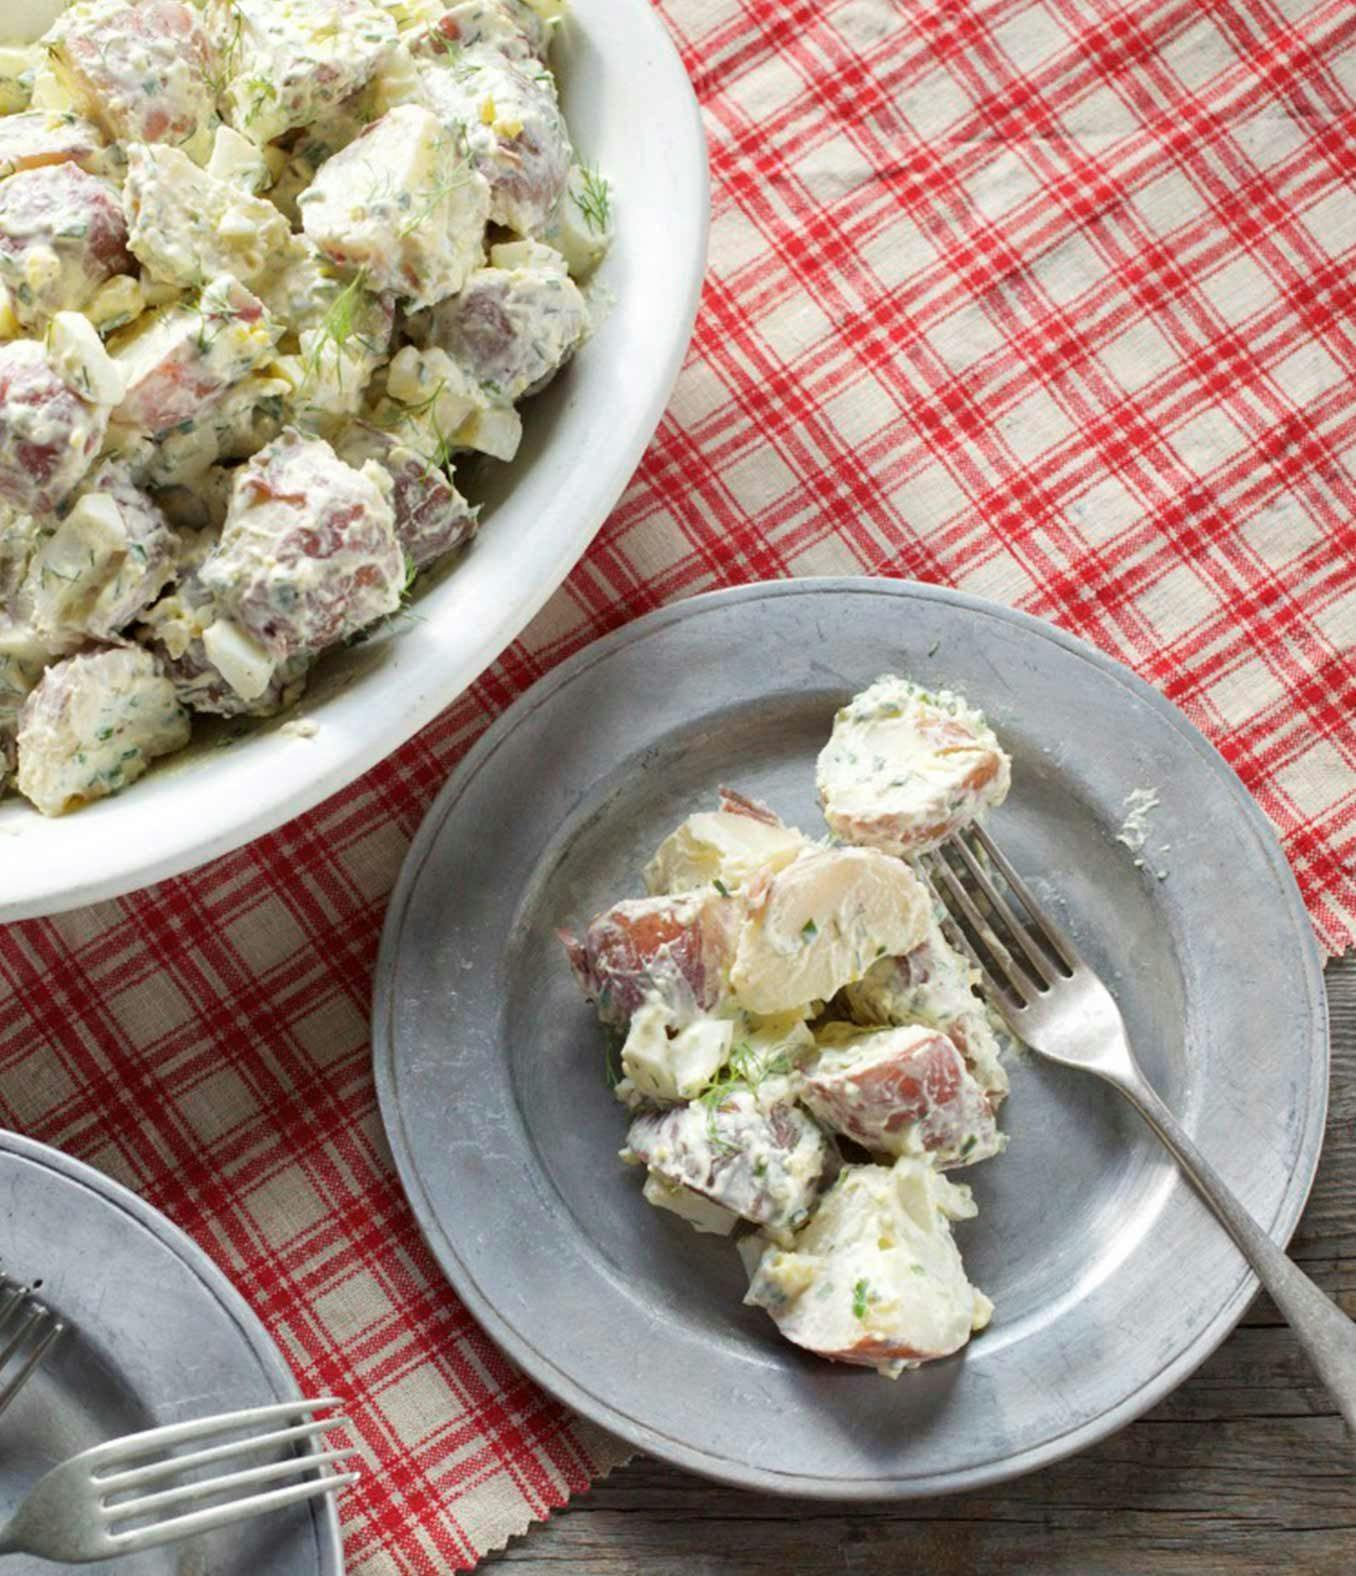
[561,890,737,1028]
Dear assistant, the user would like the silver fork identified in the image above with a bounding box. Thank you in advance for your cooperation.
[0,1279,64,1421]
[0,1398,359,1563]
[923,821,1356,1434]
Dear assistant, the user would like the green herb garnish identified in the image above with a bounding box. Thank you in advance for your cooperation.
[852,1278,869,1320]
[575,163,612,234]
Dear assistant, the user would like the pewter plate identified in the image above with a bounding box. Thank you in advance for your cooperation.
[372,578,1328,1497]
[0,1132,342,1573]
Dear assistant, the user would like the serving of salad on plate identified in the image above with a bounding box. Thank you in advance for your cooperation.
[0,0,613,817]
[562,675,1015,1378]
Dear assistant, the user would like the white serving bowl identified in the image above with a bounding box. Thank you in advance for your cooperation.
[0,0,709,920]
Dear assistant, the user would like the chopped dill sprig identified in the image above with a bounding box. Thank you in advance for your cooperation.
[397,153,476,239]
[203,2,244,102]
[602,1026,624,1089]
[377,376,459,474]
[302,270,380,392]
[575,163,612,234]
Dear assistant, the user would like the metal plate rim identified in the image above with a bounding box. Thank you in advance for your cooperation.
[373,576,1329,1498]
[0,1129,344,1567]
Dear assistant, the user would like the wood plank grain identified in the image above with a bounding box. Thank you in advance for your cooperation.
[488,956,1356,1575]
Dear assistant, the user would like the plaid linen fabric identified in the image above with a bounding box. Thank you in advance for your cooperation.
[2,0,1355,1570]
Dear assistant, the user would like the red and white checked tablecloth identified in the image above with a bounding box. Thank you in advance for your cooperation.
[3,0,1356,1569]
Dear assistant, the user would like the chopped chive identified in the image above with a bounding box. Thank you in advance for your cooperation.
[852,1278,869,1319]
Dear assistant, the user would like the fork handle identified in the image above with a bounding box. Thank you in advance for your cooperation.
[1119,1075,1356,1435]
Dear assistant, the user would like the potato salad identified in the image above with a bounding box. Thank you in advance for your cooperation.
[561,677,1014,1379]
[0,0,612,815]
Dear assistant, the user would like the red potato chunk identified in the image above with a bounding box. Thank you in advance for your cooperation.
[335,423,478,569]
[136,531,313,719]
[0,163,131,327]
[200,431,404,660]
[623,1091,831,1236]
[420,45,571,236]
[0,112,106,181]
[560,889,740,1029]
[0,339,109,514]
[730,846,932,1016]
[841,913,1010,1102]
[409,0,552,64]
[817,675,1011,856]
[643,795,809,897]
[416,257,588,402]
[743,1158,991,1376]
[47,0,215,153]
[16,645,189,816]
[298,104,491,311]
[111,277,280,436]
[209,0,397,147]
[801,1023,1001,1167]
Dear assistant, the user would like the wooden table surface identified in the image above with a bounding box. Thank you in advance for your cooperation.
[490,955,1355,1576]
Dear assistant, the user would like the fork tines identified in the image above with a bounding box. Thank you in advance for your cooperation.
[97,1399,360,1554]
[0,1278,65,1419]
[920,822,1077,1019]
